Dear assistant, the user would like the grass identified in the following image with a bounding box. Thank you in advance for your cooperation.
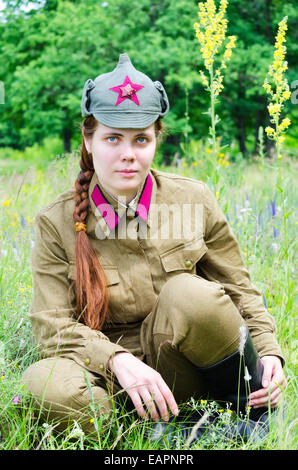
[0,149,297,450]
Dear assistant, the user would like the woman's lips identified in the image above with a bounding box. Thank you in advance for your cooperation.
[116,170,138,177]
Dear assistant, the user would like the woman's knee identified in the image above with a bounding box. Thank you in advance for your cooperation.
[21,357,112,416]
[154,273,245,365]
[159,273,231,327]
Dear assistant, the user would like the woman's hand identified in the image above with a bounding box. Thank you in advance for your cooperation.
[249,355,287,409]
[108,352,179,422]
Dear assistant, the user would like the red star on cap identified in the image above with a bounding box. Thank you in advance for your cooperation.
[109,75,144,106]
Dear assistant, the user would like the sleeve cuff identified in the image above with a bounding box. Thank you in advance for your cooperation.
[84,337,130,377]
[252,332,285,366]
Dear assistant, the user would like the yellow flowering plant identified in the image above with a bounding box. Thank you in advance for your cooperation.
[263,16,291,155]
[193,0,235,200]
[194,0,236,153]
[263,16,293,302]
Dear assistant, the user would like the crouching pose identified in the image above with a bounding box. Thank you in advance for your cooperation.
[22,53,286,444]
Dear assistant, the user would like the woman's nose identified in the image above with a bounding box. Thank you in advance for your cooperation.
[120,145,135,161]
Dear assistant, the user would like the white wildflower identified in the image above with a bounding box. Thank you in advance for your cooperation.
[244,366,252,382]
[239,326,247,355]
[272,242,278,252]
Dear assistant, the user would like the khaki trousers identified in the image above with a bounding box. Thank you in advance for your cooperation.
[22,274,245,434]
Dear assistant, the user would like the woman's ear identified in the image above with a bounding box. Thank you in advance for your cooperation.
[83,134,92,154]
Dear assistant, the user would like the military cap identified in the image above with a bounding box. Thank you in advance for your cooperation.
[81,53,169,128]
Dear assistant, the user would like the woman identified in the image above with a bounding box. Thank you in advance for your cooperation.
[22,53,286,442]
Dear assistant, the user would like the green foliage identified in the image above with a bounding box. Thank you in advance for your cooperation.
[0,0,297,161]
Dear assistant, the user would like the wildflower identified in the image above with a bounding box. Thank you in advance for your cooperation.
[194,0,236,96]
[90,418,95,423]
[267,103,281,117]
[199,70,209,87]
[263,16,291,155]
[1,376,4,380]
[244,366,252,382]
[200,399,207,405]
[194,0,236,156]
[282,90,291,100]
[279,117,291,131]
[265,126,276,138]
[239,325,247,355]
[2,199,11,207]
[12,395,19,404]
[263,80,272,94]
[20,215,27,228]
[218,408,224,413]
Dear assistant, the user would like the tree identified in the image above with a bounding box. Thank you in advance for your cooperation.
[0,0,297,158]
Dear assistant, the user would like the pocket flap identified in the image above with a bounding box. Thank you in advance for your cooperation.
[103,266,120,286]
[160,238,208,272]
[68,263,119,286]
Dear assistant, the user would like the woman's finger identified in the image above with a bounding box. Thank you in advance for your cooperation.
[249,384,283,408]
[127,389,148,420]
[149,384,170,421]
[139,387,160,421]
[157,379,179,417]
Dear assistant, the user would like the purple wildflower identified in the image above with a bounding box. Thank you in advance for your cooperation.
[20,215,27,228]
[273,226,280,239]
[12,395,19,404]
[271,200,276,217]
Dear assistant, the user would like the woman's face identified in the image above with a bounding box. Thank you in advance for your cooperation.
[84,122,157,202]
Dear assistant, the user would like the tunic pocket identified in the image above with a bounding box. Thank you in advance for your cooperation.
[68,262,119,286]
[68,262,137,322]
[160,237,208,273]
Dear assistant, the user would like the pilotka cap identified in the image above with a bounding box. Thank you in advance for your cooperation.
[81,53,170,128]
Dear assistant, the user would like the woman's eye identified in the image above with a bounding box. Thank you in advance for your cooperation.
[137,137,147,144]
[107,137,117,143]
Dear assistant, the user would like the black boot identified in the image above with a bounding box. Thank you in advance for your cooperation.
[197,325,269,422]
[146,406,268,448]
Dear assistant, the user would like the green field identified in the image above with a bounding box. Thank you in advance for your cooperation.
[0,152,296,450]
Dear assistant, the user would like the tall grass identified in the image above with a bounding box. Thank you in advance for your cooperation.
[0,148,297,450]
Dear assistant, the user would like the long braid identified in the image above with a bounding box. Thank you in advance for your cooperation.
[72,116,109,330]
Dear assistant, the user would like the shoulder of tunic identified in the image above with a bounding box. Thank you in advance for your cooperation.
[35,188,75,230]
[150,168,208,203]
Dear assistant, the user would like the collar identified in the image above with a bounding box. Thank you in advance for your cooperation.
[88,170,156,235]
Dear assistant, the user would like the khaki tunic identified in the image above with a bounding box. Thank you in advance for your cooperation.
[29,168,283,382]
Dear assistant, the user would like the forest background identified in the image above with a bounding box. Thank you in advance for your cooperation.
[0,0,297,166]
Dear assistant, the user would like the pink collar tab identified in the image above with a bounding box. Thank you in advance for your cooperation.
[91,173,153,229]
[91,184,119,231]
[136,173,153,222]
